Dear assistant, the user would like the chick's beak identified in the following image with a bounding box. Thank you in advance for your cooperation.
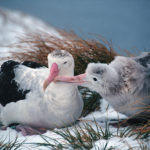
[54,73,86,84]
[43,63,59,91]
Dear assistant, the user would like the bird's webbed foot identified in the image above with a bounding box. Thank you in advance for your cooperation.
[15,124,47,136]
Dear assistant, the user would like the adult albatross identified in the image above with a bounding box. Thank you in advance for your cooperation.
[59,52,150,121]
[0,50,83,135]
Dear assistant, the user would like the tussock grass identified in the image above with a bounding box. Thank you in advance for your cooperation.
[32,120,149,150]
[0,118,149,149]
[32,134,66,149]
[79,87,101,116]
[33,120,112,150]
[8,30,116,75]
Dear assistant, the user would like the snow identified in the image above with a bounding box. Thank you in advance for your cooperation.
[0,128,62,150]
[0,8,63,65]
[84,99,127,122]
[0,8,62,46]
[0,99,149,150]
[92,136,144,150]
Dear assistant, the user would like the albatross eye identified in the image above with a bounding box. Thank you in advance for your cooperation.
[63,61,67,64]
[93,77,98,81]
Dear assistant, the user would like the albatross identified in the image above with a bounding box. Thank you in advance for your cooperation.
[58,52,150,121]
[0,50,83,135]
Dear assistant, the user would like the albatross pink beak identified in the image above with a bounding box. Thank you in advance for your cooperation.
[54,73,86,84]
[43,63,59,91]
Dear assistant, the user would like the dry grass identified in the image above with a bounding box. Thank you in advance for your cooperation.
[33,120,112,150]
[8,30,116,75]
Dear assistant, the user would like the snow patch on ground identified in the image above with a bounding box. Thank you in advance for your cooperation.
[84,99,127,122]
[0,99,148,150]
[92,136,144,150]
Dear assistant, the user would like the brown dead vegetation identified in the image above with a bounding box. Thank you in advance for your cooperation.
[9,30,116,75]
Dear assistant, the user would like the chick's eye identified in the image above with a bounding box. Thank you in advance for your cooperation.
[63,61,67,64]
[93,77,98,81]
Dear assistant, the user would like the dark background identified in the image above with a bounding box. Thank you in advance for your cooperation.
[0,0,150,54]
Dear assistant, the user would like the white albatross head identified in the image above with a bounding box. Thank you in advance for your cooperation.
[43,50,75,91]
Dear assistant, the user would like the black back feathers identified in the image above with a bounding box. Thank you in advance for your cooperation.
[0,60,43,106]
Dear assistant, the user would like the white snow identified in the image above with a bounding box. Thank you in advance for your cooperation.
[0,99,149,150]
[83,99,127,122]
[92,136,146,150]
[0,8,62,46]
[0,8,63,66]
[0,128,63,150]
